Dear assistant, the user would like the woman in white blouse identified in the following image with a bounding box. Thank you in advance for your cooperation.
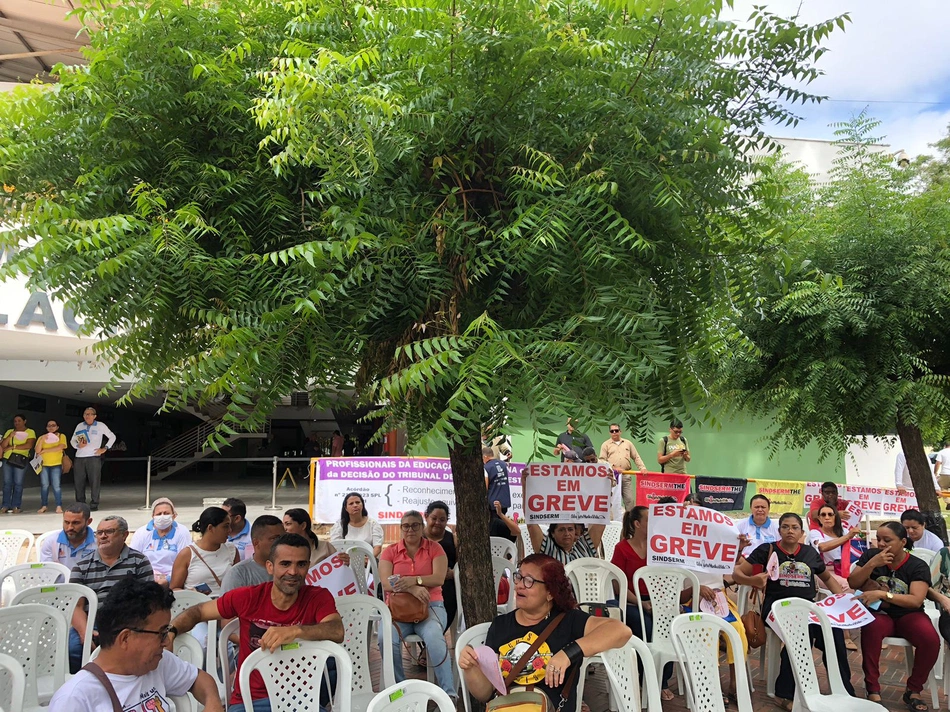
[329,491,383,557]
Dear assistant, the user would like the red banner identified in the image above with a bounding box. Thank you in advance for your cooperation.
[635,472,691,506]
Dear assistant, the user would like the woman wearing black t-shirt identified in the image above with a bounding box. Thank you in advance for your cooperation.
[458,553,630,710]
[849,521,939,710]
[734,512,855,710]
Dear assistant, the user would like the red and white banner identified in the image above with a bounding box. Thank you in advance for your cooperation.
[523,463,613,525]
[635,472,691,506]
[804,482,920,518]
[766,593,875,644]
[647,504,741,574]
[306,553,359,597]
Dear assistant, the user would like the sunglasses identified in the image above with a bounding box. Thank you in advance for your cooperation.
[609,429,620,434]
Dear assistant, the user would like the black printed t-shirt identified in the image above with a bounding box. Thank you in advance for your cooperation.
[746,541,824,618]
[856,548,930,618]
[486,608,589,711]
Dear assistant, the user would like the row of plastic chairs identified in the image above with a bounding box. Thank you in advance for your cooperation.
[515,521,625,562]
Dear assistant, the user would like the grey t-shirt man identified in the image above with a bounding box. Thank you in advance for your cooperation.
[220,557,270,594]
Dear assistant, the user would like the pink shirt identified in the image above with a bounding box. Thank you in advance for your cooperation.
[381,538,446,602]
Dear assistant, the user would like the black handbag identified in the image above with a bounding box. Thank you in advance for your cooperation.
[5,452,31,469]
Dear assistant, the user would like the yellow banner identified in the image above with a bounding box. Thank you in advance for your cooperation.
[754,479,805,514]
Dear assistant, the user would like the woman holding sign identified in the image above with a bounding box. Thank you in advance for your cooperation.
[849,521,939,710]
[810,504,862,650]
[734,512,855,710]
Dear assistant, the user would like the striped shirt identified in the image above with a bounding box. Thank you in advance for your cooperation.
[70,545,154,606]
[539,531,599,565]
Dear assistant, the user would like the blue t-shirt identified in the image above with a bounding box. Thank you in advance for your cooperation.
[485,459,511,510]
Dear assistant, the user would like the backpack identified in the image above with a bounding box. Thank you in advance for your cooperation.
[660,435,688,473]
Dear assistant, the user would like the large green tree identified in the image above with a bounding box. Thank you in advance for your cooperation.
[0,0,845,624]
[718,114,950,517]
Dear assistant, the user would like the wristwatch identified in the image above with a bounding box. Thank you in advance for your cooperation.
[886,592,894,601]
[416,576,423,586]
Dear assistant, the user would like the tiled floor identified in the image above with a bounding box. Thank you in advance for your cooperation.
[390,628,944,711]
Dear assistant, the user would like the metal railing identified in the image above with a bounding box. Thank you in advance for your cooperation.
[150,417,271,475]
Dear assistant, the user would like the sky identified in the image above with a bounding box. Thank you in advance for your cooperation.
[722,0,950,158]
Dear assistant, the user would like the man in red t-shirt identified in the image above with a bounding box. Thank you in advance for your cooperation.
[167,533,343,712]
[808,481,850,531]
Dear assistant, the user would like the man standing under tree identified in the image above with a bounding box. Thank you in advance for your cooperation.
[600,424,647,511]
[70,407,116,512]
[554,418,593,462]
[657,418,690,474]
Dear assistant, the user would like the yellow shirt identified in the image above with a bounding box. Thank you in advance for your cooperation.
[2,428,36,458]
[38,433,67,467]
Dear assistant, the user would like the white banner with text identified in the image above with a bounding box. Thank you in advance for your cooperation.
[647,504,741,575]
[523,463,614,525]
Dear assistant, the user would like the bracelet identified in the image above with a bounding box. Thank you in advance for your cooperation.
[562,641,584,667]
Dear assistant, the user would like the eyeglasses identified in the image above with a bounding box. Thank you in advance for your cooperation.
[400,523,423,532]
[513,572,546,588]
[129,625,173,642]
[819,512,836,517]
[671,429,683,434]
[609,429,620,434]
[779,525,802,532]
[95,528,120,537]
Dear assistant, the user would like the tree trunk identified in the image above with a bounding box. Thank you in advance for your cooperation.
[449,440,497,627]
[896,413,948,543]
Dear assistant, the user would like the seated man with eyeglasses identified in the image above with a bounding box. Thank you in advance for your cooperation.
[68,514,154,673]
[50,578,223,712]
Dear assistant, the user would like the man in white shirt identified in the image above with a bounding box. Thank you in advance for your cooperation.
[737,494,780,558]
[39,503,96,570]
[895,448,940,493]
[70,407,117,511]
[933,442,950,491]
[49,578,222,712]
[901,509,945,553]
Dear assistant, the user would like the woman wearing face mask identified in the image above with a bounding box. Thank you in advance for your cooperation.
[34,419,67,513]
[130,497,193,585]
[0,414,36,514]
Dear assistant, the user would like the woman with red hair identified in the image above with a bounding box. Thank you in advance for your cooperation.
[459,554,630,710]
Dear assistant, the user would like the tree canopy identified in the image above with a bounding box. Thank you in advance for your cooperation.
[0,0,847,622]
[717,114,950,511]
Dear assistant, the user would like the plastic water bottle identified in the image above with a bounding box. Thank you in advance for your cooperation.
[388,575,401,589]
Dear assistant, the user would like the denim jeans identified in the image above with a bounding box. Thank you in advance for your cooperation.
[1,462,26,510]
[227,692,329,711]
[69,627,86,674]
[40,465,63,508]
[383,601,455,697]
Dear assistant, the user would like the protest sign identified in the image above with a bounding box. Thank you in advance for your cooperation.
[523,463,613,524]
[754,480,804,514]
[841,500,864,531]
[647,504,741,574]
[635,473,691,506]
[766,593,874,644]
[694,476,748,512]
[312,457,524,524]
[805,482,921,518]
[305,552,359,597]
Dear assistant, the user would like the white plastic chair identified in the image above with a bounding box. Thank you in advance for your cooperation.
[1,562,69,591]
[238,639,352,712]
[33,529,60,560]
[337,594,396,711]
[600,521,624,562]
[11,582,99,669]
[455,622,490,712]
[0,652,25,712]
[734,585,761,695]
[218,617,240,699]
[492,556,514,614]
[769,598,886,712]
[490,536,517,561]
[171,631,206,711]
[0,603,68,712]
[633,566,699,703]
[0,529,34,568]
[367,680,456,712]
[671,612,754,712]
[565,558,629,623]
[519,525,534,557]
[171,588,221,688]
[600,634,664,712]
[332,539,381,597]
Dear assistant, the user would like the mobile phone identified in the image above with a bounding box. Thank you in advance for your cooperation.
[194,582,213,595]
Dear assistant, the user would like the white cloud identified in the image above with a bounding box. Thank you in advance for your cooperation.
[723,0,950,156]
